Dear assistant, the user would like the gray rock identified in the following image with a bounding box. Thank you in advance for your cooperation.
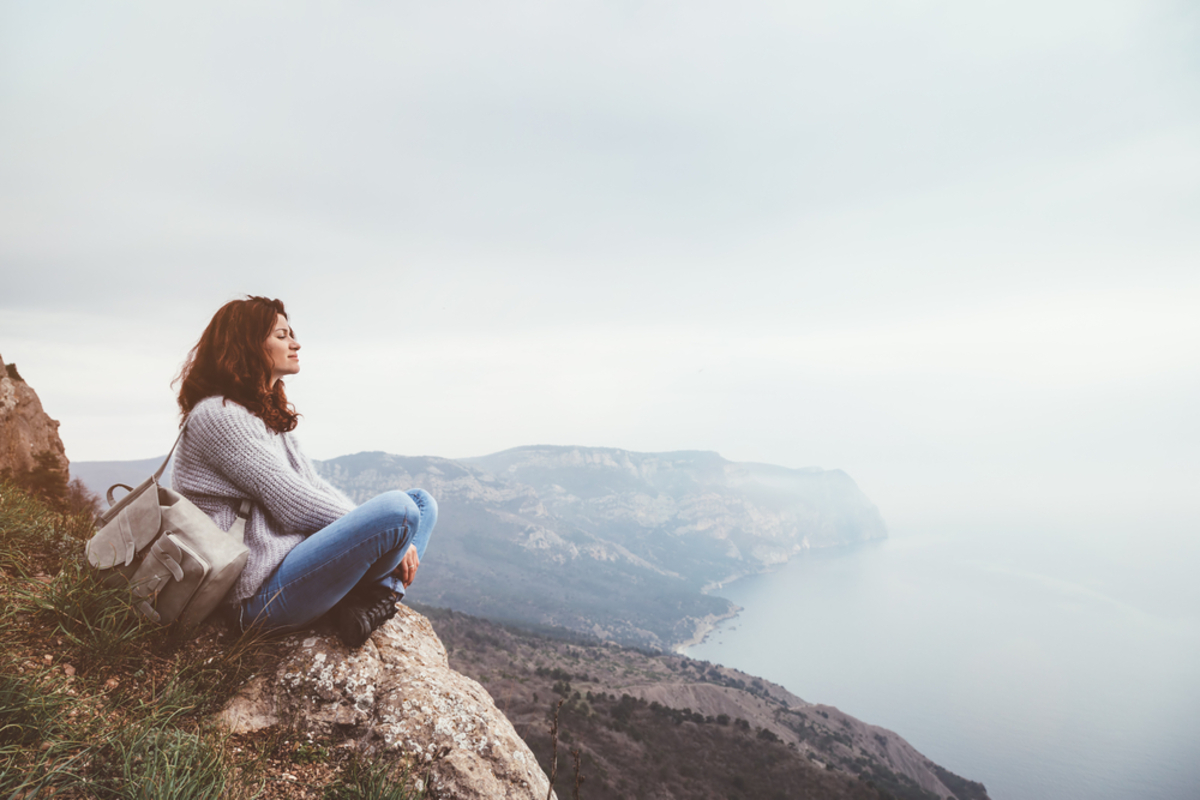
[216,605,554,800]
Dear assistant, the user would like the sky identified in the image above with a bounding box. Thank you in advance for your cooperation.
[2,0,1197,541]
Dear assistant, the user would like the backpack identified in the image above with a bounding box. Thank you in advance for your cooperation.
[84,421,250,628]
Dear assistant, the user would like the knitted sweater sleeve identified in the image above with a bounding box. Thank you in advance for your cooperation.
[290,444,357,508]
[185,399,353,535]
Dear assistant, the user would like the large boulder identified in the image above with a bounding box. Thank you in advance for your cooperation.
[0,353,68,476]
[217,605,554,800]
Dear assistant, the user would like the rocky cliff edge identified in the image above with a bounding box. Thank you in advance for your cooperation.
[0,353,68,476]
[217,605,555,800]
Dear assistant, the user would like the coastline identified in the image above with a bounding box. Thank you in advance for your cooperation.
[699,569,754,595]
[684,558,797,653]
[673,605,742,654]
[680,539,885,653]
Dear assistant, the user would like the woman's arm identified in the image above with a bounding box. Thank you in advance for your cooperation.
[186,399,353,534]
[292,449,357,509]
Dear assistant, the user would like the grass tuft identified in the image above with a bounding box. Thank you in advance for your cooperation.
[0,670,67,748]
[323,753,422,800]
[0,479,94,574]
[16,560,158,674]
[112,724,229,800]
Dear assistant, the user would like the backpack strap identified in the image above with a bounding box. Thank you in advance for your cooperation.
[227,499,252,544]
[102,417,253,536]
[174,416,253,541]
[153,419,190,483]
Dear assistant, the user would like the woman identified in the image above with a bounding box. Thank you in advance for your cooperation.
[171,296,436,647]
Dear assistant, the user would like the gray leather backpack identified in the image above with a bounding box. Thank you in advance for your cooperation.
[84,421,250,628]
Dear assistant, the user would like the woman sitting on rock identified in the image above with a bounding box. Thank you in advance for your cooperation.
[172,295,436,647]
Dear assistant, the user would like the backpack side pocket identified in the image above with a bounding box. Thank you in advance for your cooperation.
[129,533,211,625]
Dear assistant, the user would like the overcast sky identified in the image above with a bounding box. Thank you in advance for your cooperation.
[2,0,1197,539]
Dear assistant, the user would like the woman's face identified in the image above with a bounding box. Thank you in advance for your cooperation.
[264,313,300,387]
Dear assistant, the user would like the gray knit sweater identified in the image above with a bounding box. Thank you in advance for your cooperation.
[171,396,356,604]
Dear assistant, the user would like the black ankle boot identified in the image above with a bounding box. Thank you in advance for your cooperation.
[336,586,400,648]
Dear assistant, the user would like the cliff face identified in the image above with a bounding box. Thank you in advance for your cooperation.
[0,353,68,476]
[426,606,993,800]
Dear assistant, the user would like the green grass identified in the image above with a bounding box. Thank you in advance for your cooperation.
[322,755,421,800]
[14,559,158,673]
[111,725,230,800]
[0,666,90,798]
[0,477,92,576]
[0,670,69,747]
[0,480,425,799]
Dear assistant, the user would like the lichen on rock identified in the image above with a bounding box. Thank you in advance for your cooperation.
[216,605,555,800]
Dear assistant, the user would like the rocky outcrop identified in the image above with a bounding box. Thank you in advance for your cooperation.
[0,353,68,475]
[216,605,555,800]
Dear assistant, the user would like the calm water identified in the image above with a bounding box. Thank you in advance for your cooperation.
[685,525,1200,800]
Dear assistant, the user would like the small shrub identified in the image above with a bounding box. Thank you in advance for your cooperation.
[293,740,331,765]
[1,451,68,509]
[757,727,781,743]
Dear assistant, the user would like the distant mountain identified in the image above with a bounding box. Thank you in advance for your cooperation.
[72,444,886,650]
[70,456,170,506]
[315,445,885,650]
[465,445,887,588]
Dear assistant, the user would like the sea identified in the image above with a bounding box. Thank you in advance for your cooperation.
[684,522,1200,800]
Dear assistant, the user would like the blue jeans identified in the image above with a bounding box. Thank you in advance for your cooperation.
[238,489,437,633]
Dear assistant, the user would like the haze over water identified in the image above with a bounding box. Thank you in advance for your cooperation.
[685,523,1200,800]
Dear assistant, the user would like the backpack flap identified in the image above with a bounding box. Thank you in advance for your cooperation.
[158,486,227,535]
[85,477,165,573]
[86,425,182,576]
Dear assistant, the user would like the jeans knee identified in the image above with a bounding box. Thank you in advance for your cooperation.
[373,490,421,534]
[407,489,437,525]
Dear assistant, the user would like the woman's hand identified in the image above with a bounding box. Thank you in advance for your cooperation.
[394,544,420,588]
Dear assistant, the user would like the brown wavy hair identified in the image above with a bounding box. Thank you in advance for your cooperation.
[176,296,300,433]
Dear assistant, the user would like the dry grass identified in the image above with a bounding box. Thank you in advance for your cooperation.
[0,480,422,799]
